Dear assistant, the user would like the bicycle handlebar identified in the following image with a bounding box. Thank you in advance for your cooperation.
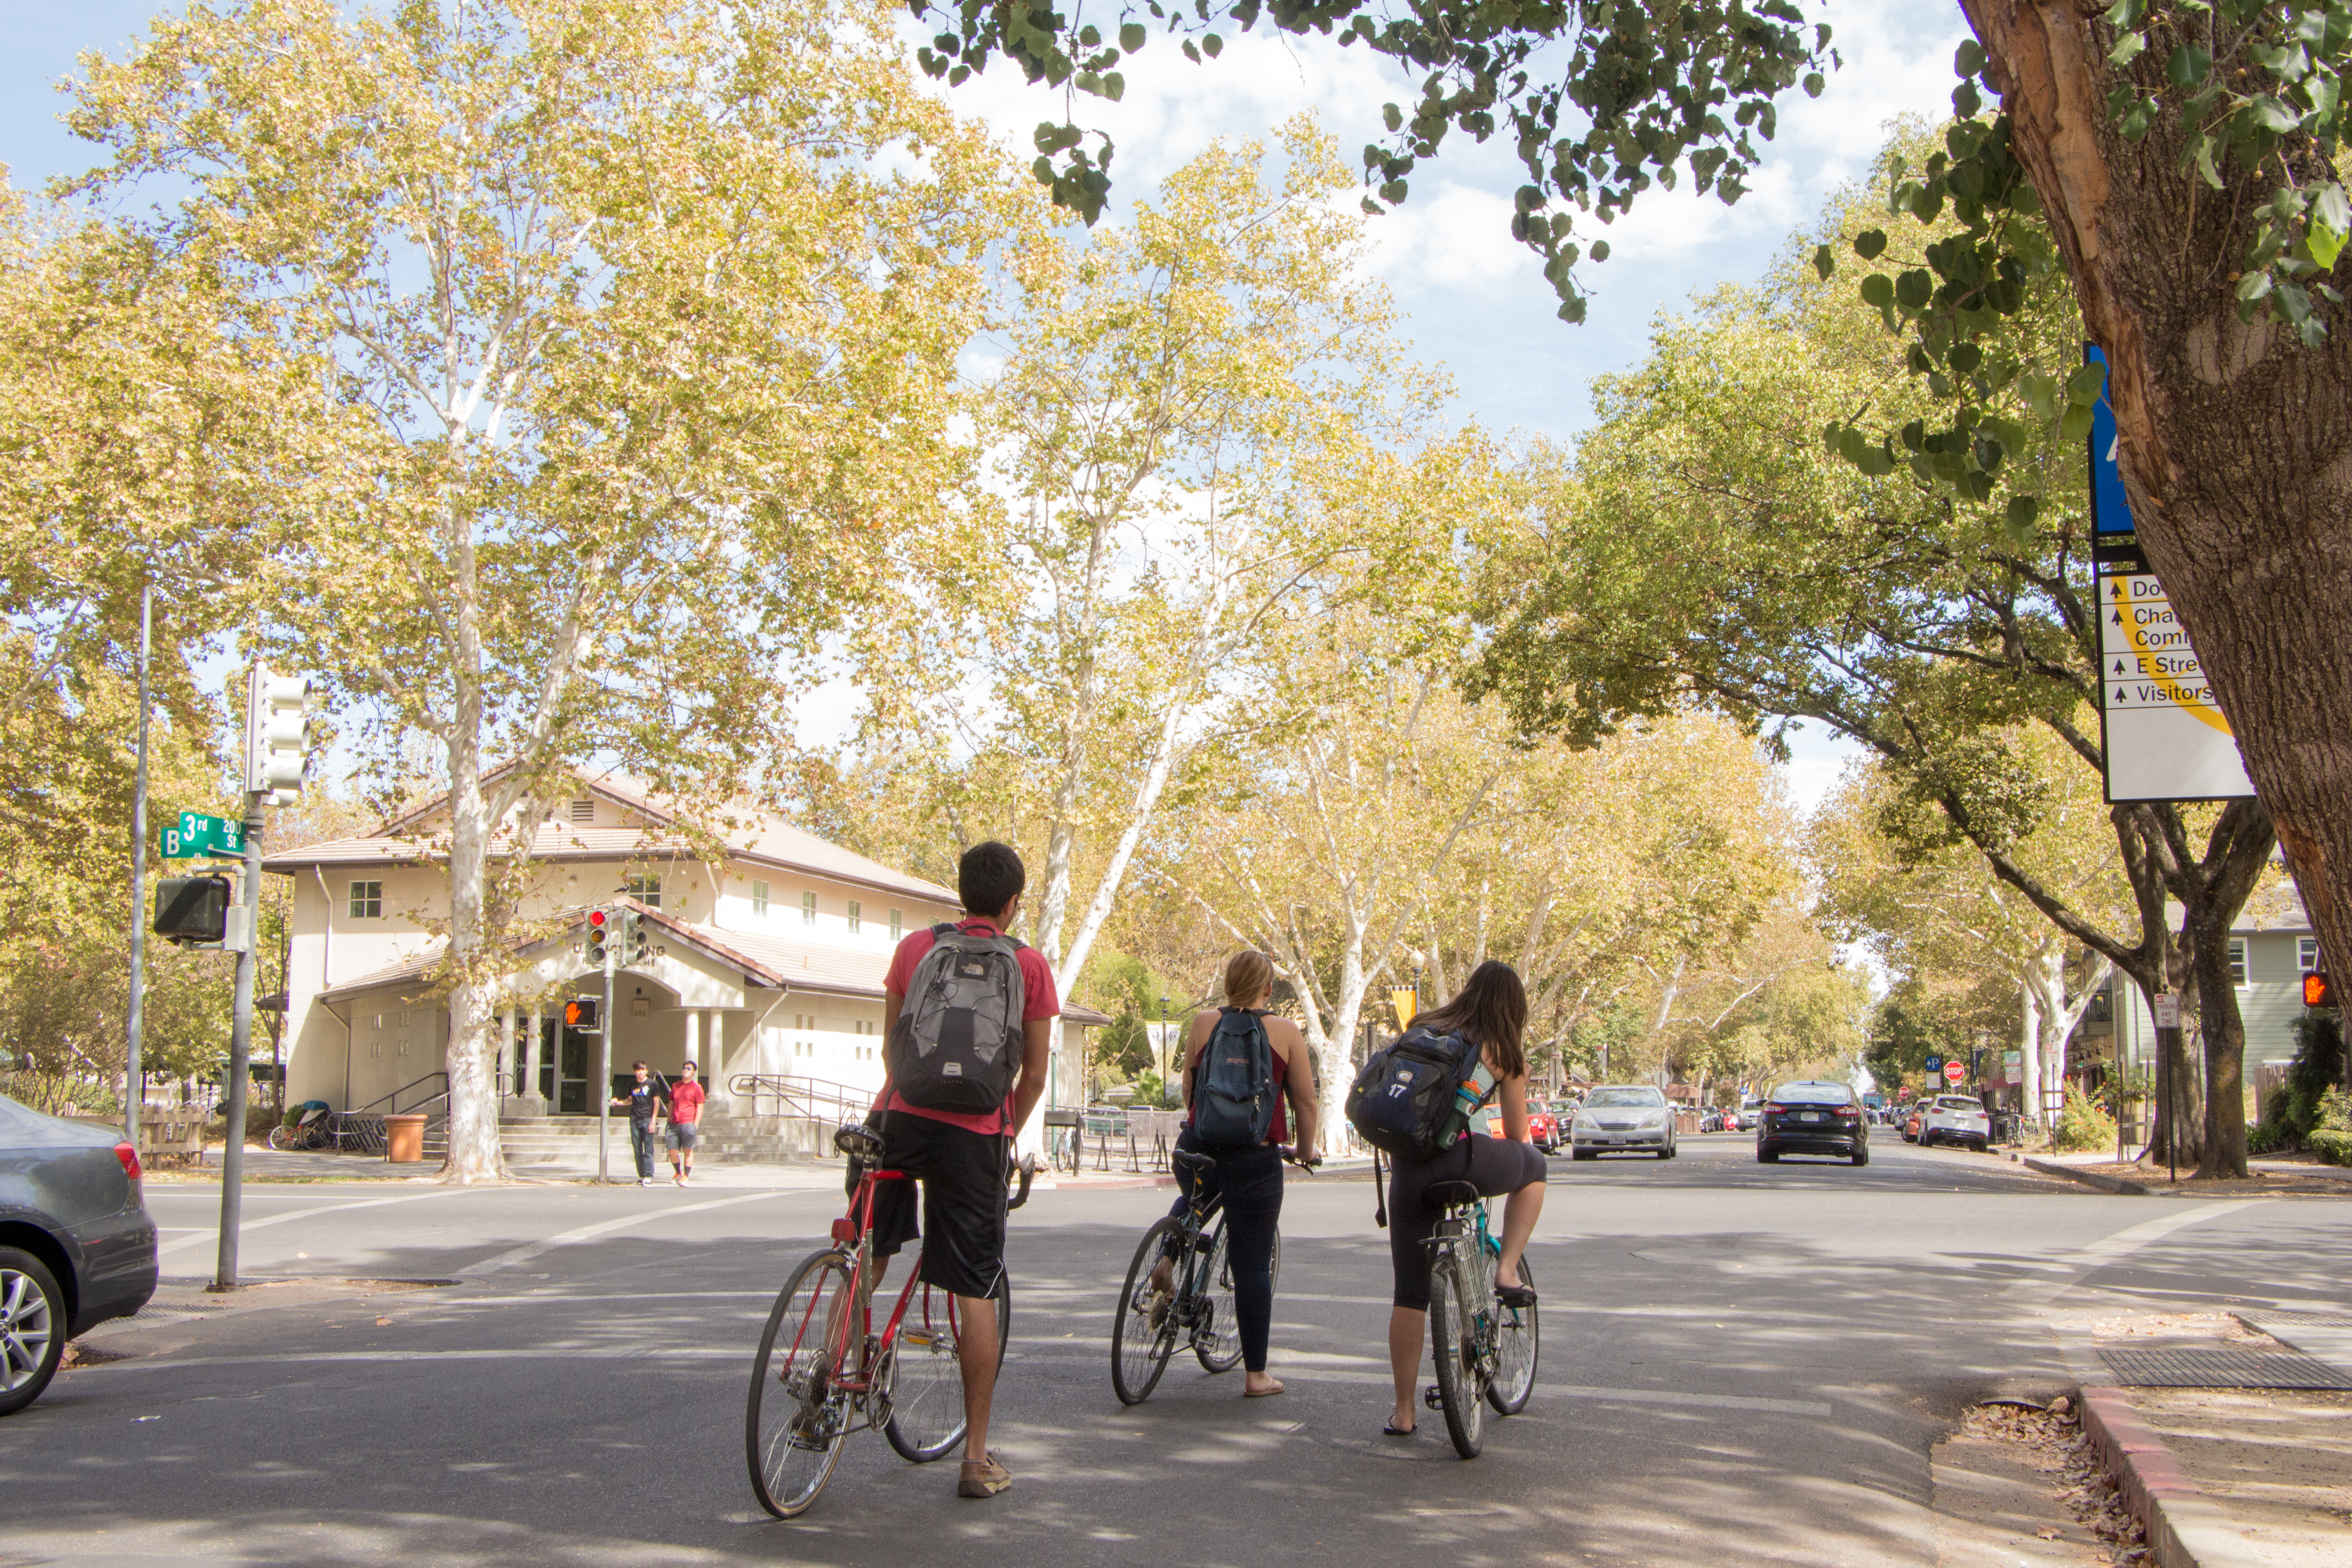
[1007,1154,1039,1211]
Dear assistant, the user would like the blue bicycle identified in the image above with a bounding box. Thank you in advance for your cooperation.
[1419,1178,1539,1458]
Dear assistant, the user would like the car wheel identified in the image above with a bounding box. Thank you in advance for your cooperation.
[0,1247,66,1418]
[1757,1146,1778,1164]
[1851,1146,1870,1167]
[1571,1148,1596,1161]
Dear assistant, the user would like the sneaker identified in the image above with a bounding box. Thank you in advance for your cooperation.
[957,1451,1012,1499]
[638,1177,655,1186]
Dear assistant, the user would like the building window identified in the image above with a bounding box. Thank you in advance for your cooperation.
[2299,936,2322,974]
[889,908,902,942]
[569,798,594,823]
[752,880,769,916]
[624,873,661,908]
[2228,937,2248,985]
[848,899,862,934]
[348,881,383,918]
[802,890,818,926]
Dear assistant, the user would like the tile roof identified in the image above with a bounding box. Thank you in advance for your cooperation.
[2234,881,2314,935]
[264,764,955,903]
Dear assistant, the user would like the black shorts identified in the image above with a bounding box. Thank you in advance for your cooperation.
[1387,1135,1547,1311]
[868,1110,1009,1300]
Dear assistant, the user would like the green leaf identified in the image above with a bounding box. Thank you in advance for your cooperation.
[2004,495,2040,542]
[1813,244,1836,280]
[1203,32,1223,57]
[1590,240,1610,262]
[1955,40,1988,78]
[2251,96,2301,132]
[1119,22,1146,52]
[1803,73,1826,98]
[1860,273,1895,308]
[1895,269,1934,309]
[2109,31,2146,68]
[2167,44,2211,87]
[2064,362,2108,403]
[1854,228,1887,260]
[2059,403,2095,444]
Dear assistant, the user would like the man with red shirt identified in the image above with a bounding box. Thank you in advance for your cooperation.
[666,1060,707,1186]
[868,841,1056,1500]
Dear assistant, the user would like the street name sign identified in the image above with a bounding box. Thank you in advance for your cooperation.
[1943,1061,1966,1084]
[161,811,245,859]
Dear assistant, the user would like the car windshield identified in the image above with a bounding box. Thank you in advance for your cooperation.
[1584,1088,1665,1108]
[1770,1082,1852,1105]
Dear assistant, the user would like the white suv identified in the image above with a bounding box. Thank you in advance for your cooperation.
[1920,1095,1992,1151]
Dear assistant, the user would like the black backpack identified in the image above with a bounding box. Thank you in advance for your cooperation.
[1345,1025,1485,1160]
[887,924,1027,1113]
[1190,1007,1279,1148]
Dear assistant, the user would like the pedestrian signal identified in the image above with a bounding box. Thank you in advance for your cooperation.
[565,997,602,1033]
[153,875,231,944]
[2305,971,2335,1009]
[586,907,610,968]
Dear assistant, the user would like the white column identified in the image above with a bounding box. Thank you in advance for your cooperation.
[520,1004,547,1116]
[683,1009,701,1079]
[703,1009,727,1113]
[498,1005,517,1110]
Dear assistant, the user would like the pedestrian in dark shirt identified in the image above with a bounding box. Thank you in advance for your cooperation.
[610,1060,666,1186]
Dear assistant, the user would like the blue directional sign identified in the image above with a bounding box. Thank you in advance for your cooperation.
[2086,344,2133,535]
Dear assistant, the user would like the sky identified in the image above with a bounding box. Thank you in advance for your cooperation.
[0,0,1977,814]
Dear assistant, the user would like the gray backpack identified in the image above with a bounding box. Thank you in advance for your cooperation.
[887,924,1028,1114]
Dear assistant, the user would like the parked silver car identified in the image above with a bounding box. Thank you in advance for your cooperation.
[0,1093,160,1415]
[1569,1085,1678,1159]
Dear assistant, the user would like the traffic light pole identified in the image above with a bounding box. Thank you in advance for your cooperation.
[212,794,263,1292]
[124,583,152,1151]
[597,941,616,1183]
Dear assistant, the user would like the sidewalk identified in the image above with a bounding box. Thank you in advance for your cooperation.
[2025,1149,2352,1197]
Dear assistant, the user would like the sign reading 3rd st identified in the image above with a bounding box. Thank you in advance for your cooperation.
[2096,570,2255,802]
[161,810,246,860]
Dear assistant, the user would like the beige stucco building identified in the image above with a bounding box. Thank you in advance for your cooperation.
[263,770,1100,1156]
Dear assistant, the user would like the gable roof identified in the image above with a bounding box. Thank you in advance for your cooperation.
[2233,881,2313,936]
[265,764,956,904]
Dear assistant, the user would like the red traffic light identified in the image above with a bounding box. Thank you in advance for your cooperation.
[2305,971,2335,1009]
[587,908,608,931]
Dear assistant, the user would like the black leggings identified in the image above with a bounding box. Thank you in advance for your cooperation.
[1165,1132,1284,1372]
[1386,1135,1547,1311]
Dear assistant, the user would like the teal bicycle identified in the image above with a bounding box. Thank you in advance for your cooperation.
[1419,1178,1539,1458]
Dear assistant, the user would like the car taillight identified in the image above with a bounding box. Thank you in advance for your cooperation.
[1835,1105,1861,1119]
[1763,1103,1788,1115]
[115,1142,143,1182]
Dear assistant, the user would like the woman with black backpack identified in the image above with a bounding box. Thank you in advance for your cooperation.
[1141,949,1319,1396]
[1374,959,1546,1437]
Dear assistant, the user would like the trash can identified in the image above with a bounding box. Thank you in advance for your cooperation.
[384,1112,427,1163]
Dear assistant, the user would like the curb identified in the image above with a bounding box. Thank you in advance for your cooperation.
[2024,1157,2151,1195]
[2078,1385,2267,1568]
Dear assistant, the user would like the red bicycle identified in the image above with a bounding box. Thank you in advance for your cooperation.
[745,1122,1036,1518]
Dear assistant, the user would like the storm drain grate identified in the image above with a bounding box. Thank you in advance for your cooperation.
[2098,1346,2352,1390]
[2239,1309,2352,1329]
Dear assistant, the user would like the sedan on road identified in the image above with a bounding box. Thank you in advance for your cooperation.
[1755,1080,1869,1166]
[1569,1085,1678,1159]
[0,1093,159,1416]
[1919,1095,1993,1151]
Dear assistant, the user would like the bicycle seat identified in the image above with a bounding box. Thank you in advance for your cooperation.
[1172,1150,1217,1173]
[1423,1180,1483,1210]
[833,1122,885,1161]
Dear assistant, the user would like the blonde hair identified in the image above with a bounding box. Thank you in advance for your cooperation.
[1224,950,1274,1007]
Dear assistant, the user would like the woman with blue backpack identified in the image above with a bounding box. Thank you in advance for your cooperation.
[1350,959,1546,1438]
[1141,949,1319,1396]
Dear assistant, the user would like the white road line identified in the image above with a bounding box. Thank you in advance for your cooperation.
[154,1187,482,1256]
[454,1190,795,1278]
[2002,1200,2260,1309]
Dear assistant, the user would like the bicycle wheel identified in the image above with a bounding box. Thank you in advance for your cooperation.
[1193,1220,1280,1373]
[1112,1217,1184,1404]
[882,1267,1010,1461]
[267,1125,295,1152]
[746,1249,856,1519]
[1427,1240,1486,1458]
[1485,1257,1538,1416]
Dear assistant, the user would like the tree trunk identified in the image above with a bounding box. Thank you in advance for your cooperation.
[438,746,506,1185]
[2018,967,2044,1121]
[1968,2,2352,1097]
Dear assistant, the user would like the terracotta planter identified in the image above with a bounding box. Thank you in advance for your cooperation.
[384,1113,428,1163]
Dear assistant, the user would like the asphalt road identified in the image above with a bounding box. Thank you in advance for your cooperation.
[4,1134,2345,1567]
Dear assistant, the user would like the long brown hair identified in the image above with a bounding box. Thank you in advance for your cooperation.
[1413,960,1528,1078]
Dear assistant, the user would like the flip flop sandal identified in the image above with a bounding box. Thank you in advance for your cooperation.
[1382,1421,1416,1437]
[1243,1381,1285,1398]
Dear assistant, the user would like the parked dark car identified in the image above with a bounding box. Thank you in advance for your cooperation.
[0,1093,159,1415]
[1755,1079,1870,1166]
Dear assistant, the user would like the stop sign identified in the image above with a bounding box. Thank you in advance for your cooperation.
[1943,1060,1966,1084]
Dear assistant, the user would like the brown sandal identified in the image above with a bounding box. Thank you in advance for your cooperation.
[957,1451,1012,1499]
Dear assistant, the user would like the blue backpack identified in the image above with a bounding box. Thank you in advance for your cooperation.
[1190,1007,1279,1148]
[1345,1025,1485,1160]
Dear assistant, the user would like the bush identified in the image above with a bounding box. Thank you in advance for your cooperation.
[2054,1086,2117,1153]
[2310,1128,2352,1166]
[2266,1012,2347,1145]
[2318,1086,2352,1134]
[2246,1120,2287,1155]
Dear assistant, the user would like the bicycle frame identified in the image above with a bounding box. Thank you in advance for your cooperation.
[1426,1201,1500,1370]
[782,1165,959,1423]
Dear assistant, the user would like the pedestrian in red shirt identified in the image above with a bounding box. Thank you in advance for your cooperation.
[868,841,1058,1500]
[667,1060,708,1186]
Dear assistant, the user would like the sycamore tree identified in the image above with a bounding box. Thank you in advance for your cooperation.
[65,0,1019,1180]
[943,119,1440,1003]
[913,2,2352,1104]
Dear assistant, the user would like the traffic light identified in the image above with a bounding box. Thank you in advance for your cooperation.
[153,875,230,944]
[585,907,611,968]
[2305,971,2336,1009]
[245,667,313,804]
[564,996,602,1034]
[619,908,650,965]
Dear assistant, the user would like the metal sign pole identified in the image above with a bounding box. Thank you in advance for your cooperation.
[125,583,152,1150]
[598,943,615,1183]
[213,789,263,1292]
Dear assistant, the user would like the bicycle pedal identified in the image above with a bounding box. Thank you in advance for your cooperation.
[1423,1384,1443,1410]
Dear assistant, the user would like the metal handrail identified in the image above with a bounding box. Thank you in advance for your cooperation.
[726,1073,875,1128]
[352,1071,450,1118]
